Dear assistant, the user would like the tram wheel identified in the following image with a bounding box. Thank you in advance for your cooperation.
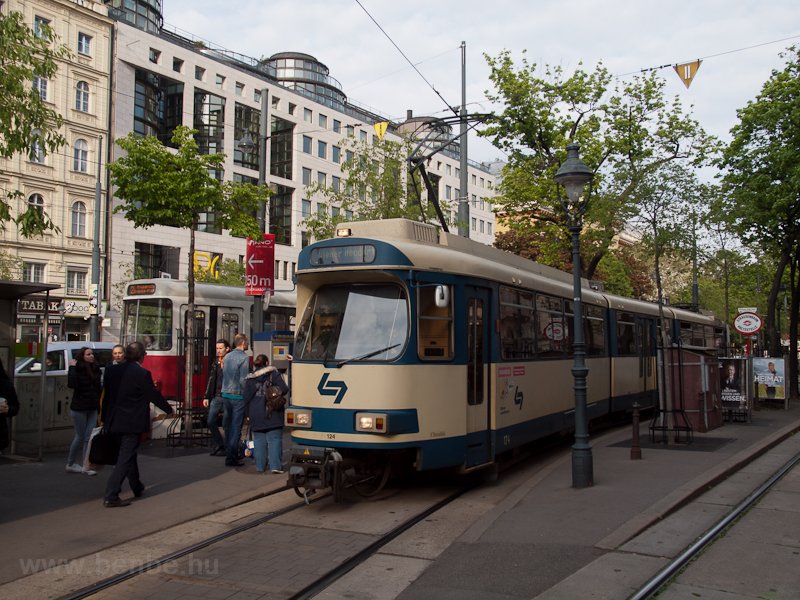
[293,486,306,499]
[350,459,391,497]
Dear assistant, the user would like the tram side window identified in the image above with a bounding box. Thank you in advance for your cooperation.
[536,294,566,357]
[418,285,453,360]
[221,312,240,344]
[585,305,606,355]
[499,287,534,360]
[616,312,636,356]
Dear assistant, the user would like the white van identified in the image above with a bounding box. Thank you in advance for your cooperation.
[15,341,117,375]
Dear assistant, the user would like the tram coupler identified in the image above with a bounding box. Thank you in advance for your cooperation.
[288,446,343,498]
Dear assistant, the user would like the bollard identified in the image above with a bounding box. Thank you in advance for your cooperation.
[630,402,642,460]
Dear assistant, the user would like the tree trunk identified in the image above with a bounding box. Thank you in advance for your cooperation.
[789,249,799,400]
[766,250,790,358]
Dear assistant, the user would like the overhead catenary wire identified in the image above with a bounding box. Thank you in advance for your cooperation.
[353,0,459,118]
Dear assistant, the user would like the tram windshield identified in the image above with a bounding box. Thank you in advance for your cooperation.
[122,298,173,350]
[295,284,408,362]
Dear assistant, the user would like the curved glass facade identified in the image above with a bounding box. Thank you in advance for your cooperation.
[266,53,347,109]
[104,0,163,35]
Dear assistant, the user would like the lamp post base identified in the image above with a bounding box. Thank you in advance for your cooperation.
[571,444,594,488]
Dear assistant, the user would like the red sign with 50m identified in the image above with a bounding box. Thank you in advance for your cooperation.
[245,234,275,296]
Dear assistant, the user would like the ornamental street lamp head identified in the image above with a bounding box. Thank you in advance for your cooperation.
[554,143,593,215]
[237,131,256,154]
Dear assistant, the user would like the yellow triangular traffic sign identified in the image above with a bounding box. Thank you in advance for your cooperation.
[674,60,702,89]
[374,121,389,140]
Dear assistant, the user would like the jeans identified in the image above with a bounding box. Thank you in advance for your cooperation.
[104,433,143,501]
[252,428,284,472]
[68,409,97,466]
[222,397,246,464]
[207,397,225,449]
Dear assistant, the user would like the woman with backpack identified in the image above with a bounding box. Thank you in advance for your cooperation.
[243,354,289,474]
[66,347,102,476]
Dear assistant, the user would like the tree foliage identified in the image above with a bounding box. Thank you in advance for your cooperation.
[302,136,451,241]
[0,11,72,236]
[718,46,800,397]
[482,51,716,286]
[194,258,245,287]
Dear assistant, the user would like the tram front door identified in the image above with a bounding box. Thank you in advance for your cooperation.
[465,286,492,467]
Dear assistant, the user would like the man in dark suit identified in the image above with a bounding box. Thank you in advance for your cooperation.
[101,341,173,507]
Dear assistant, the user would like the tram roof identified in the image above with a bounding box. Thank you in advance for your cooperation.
[321,219,715,325]
[124,279,296,308]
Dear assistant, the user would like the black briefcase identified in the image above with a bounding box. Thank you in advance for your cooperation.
[88,428,120,465]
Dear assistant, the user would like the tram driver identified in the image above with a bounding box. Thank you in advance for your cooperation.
[307,315,338,358]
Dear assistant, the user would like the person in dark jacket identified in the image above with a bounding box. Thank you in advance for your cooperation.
[101,341,173,507]
[0,357,19,454]
[202,338,229,456]
[243,356,289,473]
[66,347,102,475]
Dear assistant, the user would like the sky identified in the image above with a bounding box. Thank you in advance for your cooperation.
[162,0,800,164]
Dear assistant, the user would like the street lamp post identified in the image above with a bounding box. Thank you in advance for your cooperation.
[238,87,269,333]
[554,143,594,488]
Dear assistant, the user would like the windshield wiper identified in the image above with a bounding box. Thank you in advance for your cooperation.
[335,344,401,368]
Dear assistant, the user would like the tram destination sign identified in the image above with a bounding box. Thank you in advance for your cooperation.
[245,234,275,296]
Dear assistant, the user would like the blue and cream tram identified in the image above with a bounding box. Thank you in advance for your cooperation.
[286,219,721,498]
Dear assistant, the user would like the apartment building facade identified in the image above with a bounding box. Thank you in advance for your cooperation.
[0,0,113,342]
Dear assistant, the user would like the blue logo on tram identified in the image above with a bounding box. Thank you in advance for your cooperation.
[318,373,348,404]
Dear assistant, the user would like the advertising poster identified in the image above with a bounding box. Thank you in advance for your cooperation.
[720,358,748,409]
[752,357,785,400]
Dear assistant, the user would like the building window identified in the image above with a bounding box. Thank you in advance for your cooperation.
[149,48,160,64]
[480,220,485,234]
[317,203,327,216]
[487,222,493,236]
[346,125,354,137]
[253,89,261,103]
[23,262,45,283]
[302,135,311,154]
[445,185,452,200]
[332,175,340,192]
[32,77,47,101]
[71,201,87,237]
[215,74,225,89]
[173,57,183,73]
[317,171,326,186]
[471,217,477,231]
[66,269,87,296]
[77,32,92,55]
[318,113,327,128]
[195,66,205,81]
[271,95,279,110]
[360,130,367,142]
[135,242,179,279]
[235,82,244,96]
[75,81,90,112]
[303,107,312,123]
[332,145,340,164]
[302,167,311,186]
[73,139,89,172]
[29,129,45,163]
[345,150,354,164]
[302,199,311,217]
[317,140,326,159]
[333,119,341,133]
[288,102,296,115]
[27,193,45,217]
[33,15,50,39]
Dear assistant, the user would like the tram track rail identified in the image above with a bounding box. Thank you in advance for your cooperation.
[58,486,316,600]
[629,446,800,600]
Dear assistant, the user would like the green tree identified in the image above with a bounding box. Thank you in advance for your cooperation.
[302,136,450,241]
[194,258,245,287]
[482,51,716,279]
[0,11,71,236]
[108,125,267,431]
[719,46,800,398]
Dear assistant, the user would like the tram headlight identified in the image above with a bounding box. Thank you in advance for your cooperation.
[285,409,312,428]
[355,412,388,433]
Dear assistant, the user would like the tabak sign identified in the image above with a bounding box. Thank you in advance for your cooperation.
[733,312,762,335]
